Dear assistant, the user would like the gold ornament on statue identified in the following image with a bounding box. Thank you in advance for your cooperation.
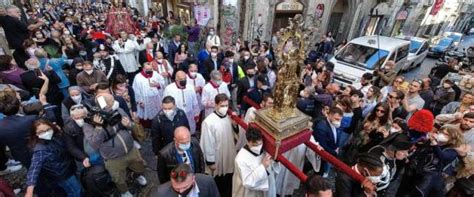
[254,14,311,141]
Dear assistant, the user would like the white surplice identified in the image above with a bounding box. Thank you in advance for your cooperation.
[187,73,206,111]
[201,82,231,117]
[200,112,239,177]
[244,107,258,123]
[132,71,165,120]
[112,39,140,73]
[151,59,174,86]
[164,83,200,134]
[275,136,321,196]
[232,148,280,197]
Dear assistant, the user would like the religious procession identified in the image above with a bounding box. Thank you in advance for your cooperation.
[0,0,473,197]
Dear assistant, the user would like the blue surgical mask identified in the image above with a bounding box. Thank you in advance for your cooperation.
[178,142,191,151]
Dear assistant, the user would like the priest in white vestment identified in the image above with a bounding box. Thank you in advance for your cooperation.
[202,70,231,117]
[112,31,140,78]
[186,63,206,111]
[164,71,200,134]
[275,136,321,196]
[200,93,243,197]
[151,51,173,86]
[132,62,165,121]
[232,127,280,197]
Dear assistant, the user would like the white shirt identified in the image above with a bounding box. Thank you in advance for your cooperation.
[328,118,337,144]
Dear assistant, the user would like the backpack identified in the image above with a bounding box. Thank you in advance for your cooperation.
[80,165,116,197]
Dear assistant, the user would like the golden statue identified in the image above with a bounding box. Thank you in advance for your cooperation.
[254,14,312,141]
[267,14,307,121]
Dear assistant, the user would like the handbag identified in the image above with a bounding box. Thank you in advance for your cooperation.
[131,121,146,143]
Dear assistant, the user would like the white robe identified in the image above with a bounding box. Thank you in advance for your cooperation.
[244,107,258,123]
[112,39,140,73]
[132,71,165,120]
[201,82,231,117]
[275,136,321,196]
[152,59,174,86]
[164,83,200,134]
[232,149,280,197]
[200,113,238,176]
[187,73,206,111]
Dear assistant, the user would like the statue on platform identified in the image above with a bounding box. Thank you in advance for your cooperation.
[267,14,307,121]
[105,1,137,37]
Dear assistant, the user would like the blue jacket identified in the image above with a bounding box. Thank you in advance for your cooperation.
[0,115,37,167]
[313,118,338,156]
[151,108,190,154]
[39,57,70,89]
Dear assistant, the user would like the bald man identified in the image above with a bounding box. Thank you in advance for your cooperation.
[156,126,205,183]
[83,94,147,195]
[164,71,200,134]
[375,60,397,87]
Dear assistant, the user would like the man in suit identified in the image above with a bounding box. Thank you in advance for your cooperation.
[237,67,257,113]
[138,42,156,67]
[313,107,343,177]
[151,164,220,197]
[168,34,181,67]
[203,46,221,81]
[157,126,204,183]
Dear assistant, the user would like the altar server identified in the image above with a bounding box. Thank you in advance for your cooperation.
[164,71,200,134]
[112,31,140,82]
[275,136,321,196]
[202,70,231,117]
[132,62,165,125]
[186,63,206,111]
[201,93,244,197]
[232,127,280,197]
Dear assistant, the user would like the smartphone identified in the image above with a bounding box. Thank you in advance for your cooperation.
[34,68,42,76]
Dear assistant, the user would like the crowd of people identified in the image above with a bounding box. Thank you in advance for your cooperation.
[0,1,472,197]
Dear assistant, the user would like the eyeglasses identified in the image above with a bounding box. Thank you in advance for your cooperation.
[388,94,398,99]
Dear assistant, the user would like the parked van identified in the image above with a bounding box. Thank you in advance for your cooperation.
[329,36,410,85]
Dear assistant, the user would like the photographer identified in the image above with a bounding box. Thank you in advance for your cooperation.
[83,94,146,196]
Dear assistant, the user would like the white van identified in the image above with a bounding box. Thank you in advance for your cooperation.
[329,36,410,85]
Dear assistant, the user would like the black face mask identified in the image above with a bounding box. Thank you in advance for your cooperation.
[145,70,153,75]
[247,74,255,78]
[179,80,187,87]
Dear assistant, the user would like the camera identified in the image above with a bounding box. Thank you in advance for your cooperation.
[83,102,122,126]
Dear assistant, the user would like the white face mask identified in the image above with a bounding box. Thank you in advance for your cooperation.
[331,120,341,128]
[390,127,400,133]
[217,106,228,116]
[209,31,215,35]
[38,129,54,140]
[111,101,119,111]
[249,144,263,155]
[163,109,174,118]
[243,55,250,60]
[436,133,449,143]
[74,119,85,127]
[364,168,382,184]
[211,52,217,58]
[85,70,93,75]
[215,80,223,86]
[228,59,234,63]
[261,85,269,90]
[71,95,82,104]
[190,71,197,77]
[300,90,306,97]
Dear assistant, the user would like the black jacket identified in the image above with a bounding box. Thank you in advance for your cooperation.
[156,137,205,183]
[63,121,87,162]
[0,15,29,49]
[100,56,126,80]
[151,109,190,154]
[237,76,256,105]
[203,57,222,81]
[20,70,64,105]
[335,170,366,197]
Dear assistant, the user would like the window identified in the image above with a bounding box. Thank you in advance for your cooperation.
[418,42,429,55]
[334,43,389,70]
[395,45,409,62]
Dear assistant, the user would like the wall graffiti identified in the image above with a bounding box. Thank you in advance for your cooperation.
[221,3,238,47]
